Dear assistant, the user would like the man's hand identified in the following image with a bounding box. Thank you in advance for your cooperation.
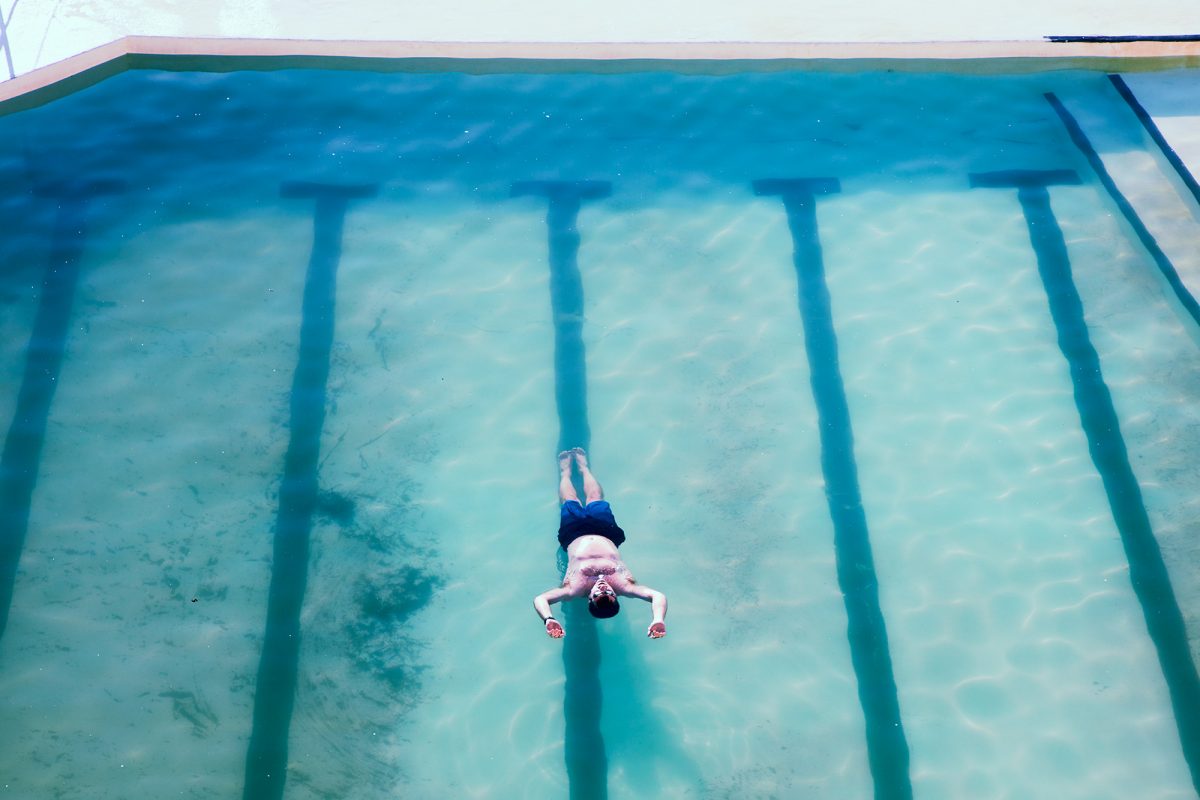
[535,589,570,637]
[647,622,666,639]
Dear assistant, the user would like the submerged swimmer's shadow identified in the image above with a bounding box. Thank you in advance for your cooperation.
[557,550,700,797]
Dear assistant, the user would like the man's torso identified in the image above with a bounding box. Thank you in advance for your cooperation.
[563,535,635,594]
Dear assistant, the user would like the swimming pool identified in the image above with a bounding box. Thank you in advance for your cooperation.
[0,62,1198,800]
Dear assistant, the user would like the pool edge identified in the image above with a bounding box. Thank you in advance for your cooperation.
[2,36,1200,115]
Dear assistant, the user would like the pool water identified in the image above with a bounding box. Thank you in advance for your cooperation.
[0,65,1198,800]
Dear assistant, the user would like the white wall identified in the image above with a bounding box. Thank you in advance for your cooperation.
[2,0,1199,77]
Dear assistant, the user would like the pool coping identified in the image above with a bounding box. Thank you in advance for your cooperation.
[2,35,1200,114]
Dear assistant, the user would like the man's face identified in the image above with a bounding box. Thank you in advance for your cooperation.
[589,577,616,604]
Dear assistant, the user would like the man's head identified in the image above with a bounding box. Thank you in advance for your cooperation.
[587,576,620,619]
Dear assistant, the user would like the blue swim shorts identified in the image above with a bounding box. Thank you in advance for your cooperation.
[557,500,626,549]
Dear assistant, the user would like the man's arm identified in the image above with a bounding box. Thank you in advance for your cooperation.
[619,584,668,639]
[534,586,572,638]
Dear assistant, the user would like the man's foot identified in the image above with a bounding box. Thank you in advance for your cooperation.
[571,447,589,469]
[558,450,574,474]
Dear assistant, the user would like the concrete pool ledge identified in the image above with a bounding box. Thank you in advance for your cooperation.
[3,35,1200,112]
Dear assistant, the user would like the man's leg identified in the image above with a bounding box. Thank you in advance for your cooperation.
[558,450,581,504]
[573,447,604,503]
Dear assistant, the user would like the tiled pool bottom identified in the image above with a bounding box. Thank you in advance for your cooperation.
[0,66,1198,799]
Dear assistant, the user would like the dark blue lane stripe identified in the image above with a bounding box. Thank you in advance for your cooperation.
[1107,74,1200,211]
[754,178,913,800]
[1044,92,1200,332]
[512,180,610,455]
[970,168,1200,795]
[512,179,611,800]
[243,181,376,800]
[0,180,122,644]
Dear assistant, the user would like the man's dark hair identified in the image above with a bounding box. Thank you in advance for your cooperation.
[588,597,620,619]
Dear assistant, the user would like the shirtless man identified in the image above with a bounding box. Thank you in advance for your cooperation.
[533,448,667,639]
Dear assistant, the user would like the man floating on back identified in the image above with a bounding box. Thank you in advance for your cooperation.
[534,448,668,639]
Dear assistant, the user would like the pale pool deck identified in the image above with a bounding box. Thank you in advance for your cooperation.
[0,0,1197,75]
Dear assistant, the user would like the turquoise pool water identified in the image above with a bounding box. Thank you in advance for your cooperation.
[0,65,1198,800]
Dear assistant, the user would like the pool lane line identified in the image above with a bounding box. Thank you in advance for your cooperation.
[512,179,611,800]
[243,181,377,800]
[970,168,1200,795]
[1044,92,1200,333]
[1106,74,1200,212]
[512,180,611,456]
[0,179,123,645]
[753,178,913,800]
